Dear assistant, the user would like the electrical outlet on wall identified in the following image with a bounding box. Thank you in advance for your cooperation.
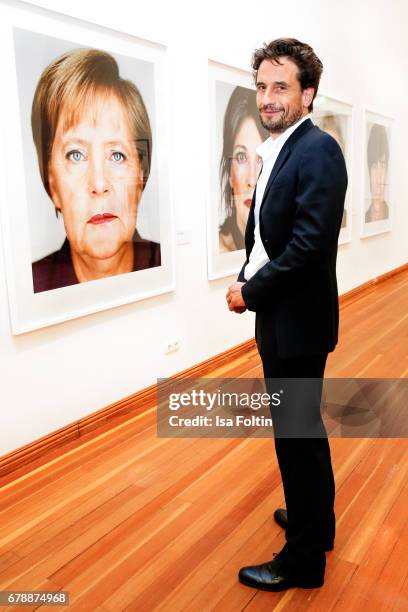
[176,230,191,245]
[165,340,180,354]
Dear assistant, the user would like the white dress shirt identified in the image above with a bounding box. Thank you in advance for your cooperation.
[244,114,312,281]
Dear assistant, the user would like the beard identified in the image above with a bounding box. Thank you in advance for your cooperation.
[259,104,304,134]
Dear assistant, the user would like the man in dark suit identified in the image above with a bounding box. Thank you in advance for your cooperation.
[226,38,347,591]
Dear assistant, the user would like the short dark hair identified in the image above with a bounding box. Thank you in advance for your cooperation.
[367,123,389,169]
[252,38,323,112]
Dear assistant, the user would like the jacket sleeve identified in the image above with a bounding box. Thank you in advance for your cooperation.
[241,137,347,311]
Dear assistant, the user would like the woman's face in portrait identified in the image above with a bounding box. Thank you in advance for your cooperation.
[48,94,144,261]
[324,127,342,150]
[369,154,387,202]
[229,117,263,235]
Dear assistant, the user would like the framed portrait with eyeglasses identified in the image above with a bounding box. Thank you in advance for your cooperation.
[361,110,393,238]
[0,2,174,333]
[312,95,353,245]
[207,60,268,280]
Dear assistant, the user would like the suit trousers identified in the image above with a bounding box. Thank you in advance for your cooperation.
[255,313,336,577]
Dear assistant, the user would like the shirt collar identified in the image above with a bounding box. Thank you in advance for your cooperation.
[257,113,312,161]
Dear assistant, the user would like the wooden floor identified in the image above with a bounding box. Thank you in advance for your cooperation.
[0,270,407,611]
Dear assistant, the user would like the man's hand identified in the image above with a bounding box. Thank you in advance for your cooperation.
[226,282,247,313]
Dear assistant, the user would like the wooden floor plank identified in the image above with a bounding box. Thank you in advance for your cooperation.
[63,443,276,610]
[154,489,285,611]
[392,571,408,612]
[0,439,240,583]
[332,484,408,612]
[0,269,407,610]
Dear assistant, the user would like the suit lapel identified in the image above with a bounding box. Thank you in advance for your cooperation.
[261,147,291,204]
[259,118,315,208]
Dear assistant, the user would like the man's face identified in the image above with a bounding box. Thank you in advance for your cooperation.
[255,57,314,136]
[48,94,144,261]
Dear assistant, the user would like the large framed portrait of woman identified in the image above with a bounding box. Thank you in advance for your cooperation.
[312,95,353,245]
[0,3,174,333]
[206,60,268,280]
[361,110,393,238]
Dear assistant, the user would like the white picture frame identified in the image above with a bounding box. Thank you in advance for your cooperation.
[0,2,174,334]
[206,60,268,280]
[361,110,393,238]
[313,94,353,245]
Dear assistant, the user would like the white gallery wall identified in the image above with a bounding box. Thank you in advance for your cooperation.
[0,0,407,455]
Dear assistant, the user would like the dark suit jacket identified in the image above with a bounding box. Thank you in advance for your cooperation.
[238,118,348,358]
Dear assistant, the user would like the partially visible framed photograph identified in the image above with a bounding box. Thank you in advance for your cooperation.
[206,60,268,280]
[313,95,353,245]
[0,2,174,333]
[361,110,393,238]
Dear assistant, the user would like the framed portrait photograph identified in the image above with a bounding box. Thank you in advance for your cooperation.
[361,110,393,238]
[0,3,174,334]
[206,60,268,280]
[313,95,353,245]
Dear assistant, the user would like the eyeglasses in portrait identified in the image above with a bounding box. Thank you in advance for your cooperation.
[207,61,267,280]
[0,5,173,333]
[313,95,353,245]
[361,111,393,238]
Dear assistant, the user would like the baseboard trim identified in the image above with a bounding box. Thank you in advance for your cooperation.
[339,262,408,308]
[0,338,256,482]
[1,262,407,482]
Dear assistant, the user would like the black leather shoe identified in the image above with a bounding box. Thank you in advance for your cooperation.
[238,554,324,592]
[274,508,289,530]
[273,508,335,551]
